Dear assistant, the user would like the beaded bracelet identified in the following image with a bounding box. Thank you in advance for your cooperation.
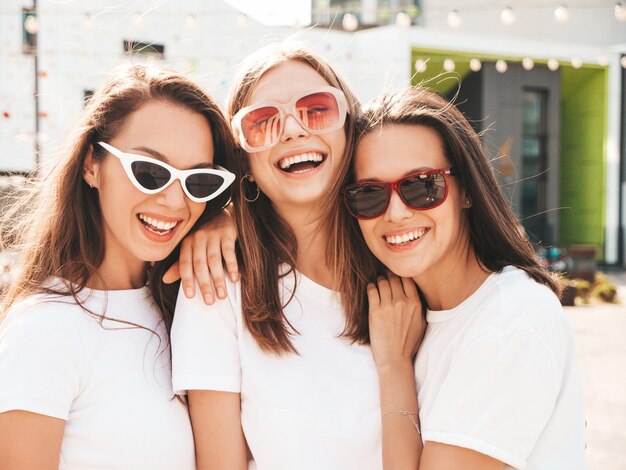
[382,410,421,435]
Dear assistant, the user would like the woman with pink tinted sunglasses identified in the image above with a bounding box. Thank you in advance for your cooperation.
[168,43,408,469]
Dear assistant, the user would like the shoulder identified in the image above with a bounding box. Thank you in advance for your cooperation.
[1,293,86,339]
[478,266,565,329]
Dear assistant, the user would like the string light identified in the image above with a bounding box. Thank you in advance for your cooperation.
[597,55,609,66]
[522,57,534,70]
[395,12,412,28]
[571,57,582,69]
[414,58,428,73]
[443,58,455,72]
[553,5,570,23]
[500,6,515,25]
[616,1,626,21]
[185,14,197,32]
[621,56,626,68]
[342,13,358,31]
[469,58,482,71]
[495,59,508,73]
[547,58,560,71]
[447,9,462,28]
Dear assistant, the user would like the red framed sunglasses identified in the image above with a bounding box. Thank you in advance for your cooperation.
[343,168,456,220]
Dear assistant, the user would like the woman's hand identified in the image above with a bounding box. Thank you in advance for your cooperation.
[162,207,239,305]
[367,274,425,370]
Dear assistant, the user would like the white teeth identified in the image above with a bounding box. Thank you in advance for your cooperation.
[384,229,427,246]
[279,152,324,170]
[138,214,178,233]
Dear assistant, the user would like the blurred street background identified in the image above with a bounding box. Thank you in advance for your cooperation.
[1,1,626,468]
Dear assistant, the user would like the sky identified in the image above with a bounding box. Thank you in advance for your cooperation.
[224,0,311,26]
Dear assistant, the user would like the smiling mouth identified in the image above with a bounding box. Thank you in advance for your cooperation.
[384,228,429,246]
[277,152,326,174]
[137,214,180,236]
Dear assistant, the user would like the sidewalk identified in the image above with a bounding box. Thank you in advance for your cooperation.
[564,271,626,470]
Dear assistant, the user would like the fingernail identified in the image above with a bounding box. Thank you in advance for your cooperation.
[230,272,238,282]
[184,288,193,298]
[217,287,225,299]
[203,293,213,305]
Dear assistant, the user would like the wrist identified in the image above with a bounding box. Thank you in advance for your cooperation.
[376,359,415,378]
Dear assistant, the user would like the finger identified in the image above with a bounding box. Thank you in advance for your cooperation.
[387,274,406,299]
[178,240,196,298]
[376,276,392,304]
[162,261,181,284]
[192,244,216,305]
[400,276,420,299]
[206,247,227,300]
[221,238,239,282]
[366,282,380,309]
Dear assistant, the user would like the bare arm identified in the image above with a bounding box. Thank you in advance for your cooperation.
[163,206,239,305]
[0,410,65,469]
[188,390,247,470]
[369,276,505,470]
[368,275,425,469]
[421,443,505,470]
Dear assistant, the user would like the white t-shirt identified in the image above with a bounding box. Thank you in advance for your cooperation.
[415,266,586,469]
[171,270,382,470]
[0,284,195,469]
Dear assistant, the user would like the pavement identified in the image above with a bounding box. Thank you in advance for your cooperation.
[564,270,626,470]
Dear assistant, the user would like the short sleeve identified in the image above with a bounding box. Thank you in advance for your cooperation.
[0,301,83,419]
[420,329,559,468]
[171,280,241,394]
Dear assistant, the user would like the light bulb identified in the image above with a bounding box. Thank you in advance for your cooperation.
[496,59,508,73]
[547,58,560,71]
[447,9,462,28]
[469,58,482,72]
[571,57,582,69]
[554,5,570,23]
[522,57,534,70]
[342,13,358,32]
[24,15,38,34]
[500,6,515,25]
[443,59,455,72]
[186,15,197,32]
[616,1,626,22]
[395,12,412,28]
[414,59,427,73]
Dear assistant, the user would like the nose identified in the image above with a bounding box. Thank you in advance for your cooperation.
[384,189,413,223]
[280,113,309,143]
[156,178,187,209]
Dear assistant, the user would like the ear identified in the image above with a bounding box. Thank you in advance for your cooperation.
[83,144,100,189]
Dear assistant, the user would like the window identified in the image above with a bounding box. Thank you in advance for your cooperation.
[123,41,165,60]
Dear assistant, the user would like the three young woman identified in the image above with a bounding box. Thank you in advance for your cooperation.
[0,65,236,468]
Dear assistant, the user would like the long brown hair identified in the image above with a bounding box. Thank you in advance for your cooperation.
[351,86,562,296]
[1,64,235,331]
[227,43,379,354]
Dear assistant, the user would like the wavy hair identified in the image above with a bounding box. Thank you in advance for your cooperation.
[351,86,561,296]
[1,64,236,331]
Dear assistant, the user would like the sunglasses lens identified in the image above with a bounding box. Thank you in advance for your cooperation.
[345,185,388,219]
[400,173,447,209]
[240,106,281,150]
[294,92,340,132]
[185,173,226,200]
[130,161,171,190]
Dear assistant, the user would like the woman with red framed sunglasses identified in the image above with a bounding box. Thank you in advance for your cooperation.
[345,87,585,469]
[0,64,235,469]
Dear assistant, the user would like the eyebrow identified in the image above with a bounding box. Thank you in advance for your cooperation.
[131,146,214,169]
[356,167,434,183]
